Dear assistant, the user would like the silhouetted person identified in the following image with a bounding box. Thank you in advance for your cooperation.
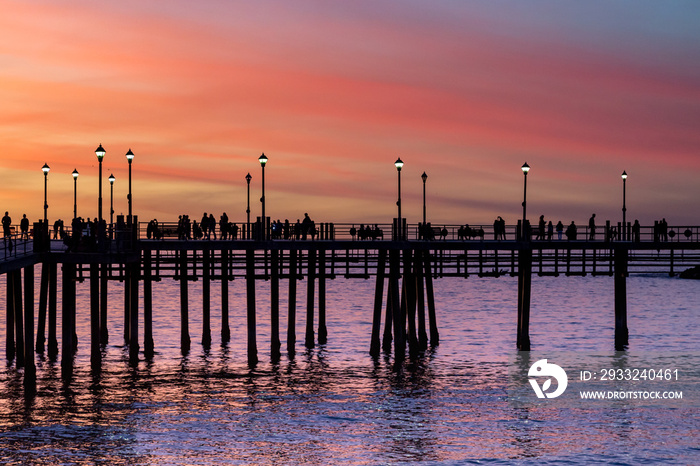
[589,214,596,240]
[231,223,239,239]
[53,219,61,239]
[2,211,11,250]
[301,213,312,240]
[632,219,641,242]
[556,221,564,240]
[661,218,668,241]
[537,215,545,240]
[18,214,29,240]
[547,221,553,241]
[350,225,357,240]
[219,213,229,240]
[566,221,577,241]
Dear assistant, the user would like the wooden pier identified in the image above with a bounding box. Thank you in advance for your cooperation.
[2,219,699,389]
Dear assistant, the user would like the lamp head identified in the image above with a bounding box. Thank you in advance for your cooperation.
[42,163,50,175]
[521,162,530,174]
[394,158,404,171]
[126,148,134,162]
[72,168,79,179]
[245,173,252,183]
[259,153,268,167]
[95,144,106,161]
[109,173,115,185]
[421,171,427,182]
[621,170,627,180]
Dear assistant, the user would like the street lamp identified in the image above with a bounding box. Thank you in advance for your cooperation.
[95,144,105,223]
[42,163,50,225]
[126,149,134,222]
[109,173,115,235]
[259,153,267,239]
[72,169,79,219]
[521,162,530,240]
[421,171,428,227]
[395,158,404,240]
[245,172,252,239]
[621,171,627,240]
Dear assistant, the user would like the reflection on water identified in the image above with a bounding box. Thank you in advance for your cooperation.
[0,275,699,464]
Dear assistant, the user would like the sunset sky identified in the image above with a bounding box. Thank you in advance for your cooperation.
[1,0,699,227]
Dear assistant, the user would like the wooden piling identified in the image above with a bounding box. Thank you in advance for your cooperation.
[90,263,101,370]
[124,264,131,344]
[614,247,629,350]
[245,249,258,366]
[48,262,58,358]
[370,248,387,357]
[202,249,212,348]
[61,263,76,379]
[517,248,532,351]
[5,272,14,361]
[144,250,154,358]
[36,263,49,353]
[288,249,298,356]
[179,251,191,354]
[270,249,281,361]
[129,262,139,363]
[318,250,327,345]
[305,249,317,349]
[423,250,439,346]
[382,278,393,351]
[100,263,109,343]
[13,270,24,367]
[389,249,405,361]
[220,249,230,343]
[415,249,428,350]
[23,266,36,386]
[404,250,419,358]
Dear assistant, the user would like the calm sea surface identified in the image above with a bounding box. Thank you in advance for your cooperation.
[0,272,699,465]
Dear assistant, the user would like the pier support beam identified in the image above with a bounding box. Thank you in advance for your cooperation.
[287,250,297,357]
[389,249,405,362]
[517,248,532,351]
[305,250,317,349]
[245,249,258,366]
[90,263,101,371]
[221,249,230,344]
[129,262,140,364]
[179,251,191,354]
[48,262,58,359]
[370,249,387,357]
[61,263,76,379]
[318,250,327,345]
[23,265,36,387]
[202,249,212,348]
[13,270,24,367]
[614,248,629,350]
[270,249,281,361]
[36,263,49,353]
[144,250,154,358]
[423,251,439,346]
[415,250,428,350]
[5,272,14,361]
[100,263,109,343]
[403,250,419,358]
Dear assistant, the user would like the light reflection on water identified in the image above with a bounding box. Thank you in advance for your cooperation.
[0,274,699,464]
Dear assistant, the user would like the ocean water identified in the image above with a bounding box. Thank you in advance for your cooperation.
[0,272,698,465]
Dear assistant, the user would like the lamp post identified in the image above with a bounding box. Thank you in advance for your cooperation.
[621,170,627,240]
[395,158,404,240]
[109,174,115,234]
[42,163,50,225]
[72,169,79,219]
[259,153,267,239]
[126,149,134,222]
[245,172,252,239]
[521,162,530,240]
[421,171,427,227]
[95,144,105,223]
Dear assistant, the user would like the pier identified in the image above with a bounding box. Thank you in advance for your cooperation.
[2,218,699,389]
